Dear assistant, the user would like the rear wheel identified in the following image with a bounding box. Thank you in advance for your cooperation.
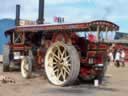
[45,42,80,86]
[3,45,10,72]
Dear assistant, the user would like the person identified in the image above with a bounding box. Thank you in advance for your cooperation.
[108,50,114,63]
[114,49,121,67]
[120,49,125,67]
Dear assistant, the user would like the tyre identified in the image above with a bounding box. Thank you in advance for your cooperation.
[45,42,80,86]
[21,55,32,78]
[3,45,10,72]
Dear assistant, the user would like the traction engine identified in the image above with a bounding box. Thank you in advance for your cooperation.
[3,20,119,86]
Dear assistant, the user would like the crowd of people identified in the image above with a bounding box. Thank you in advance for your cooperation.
[108,47,126,67]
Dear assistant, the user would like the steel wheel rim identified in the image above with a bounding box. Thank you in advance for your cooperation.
[21,58,30,78]
[45,43,71,85]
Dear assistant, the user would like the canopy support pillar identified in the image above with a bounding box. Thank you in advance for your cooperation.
[105,27,108,40]
[96,26,100,42]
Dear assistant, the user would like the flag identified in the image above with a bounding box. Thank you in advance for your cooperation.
[54,16,59,22]
[54,17,64,23]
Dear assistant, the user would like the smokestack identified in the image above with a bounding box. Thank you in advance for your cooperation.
[15,4,20,26]
[37,0,44,24]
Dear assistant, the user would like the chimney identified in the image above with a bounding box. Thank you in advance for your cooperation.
[37,0,44,24]
[15,4,20,26]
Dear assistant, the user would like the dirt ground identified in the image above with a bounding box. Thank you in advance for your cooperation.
[0,62,128,96]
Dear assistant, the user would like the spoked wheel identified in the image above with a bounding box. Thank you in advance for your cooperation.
[21,56,32,78]
[45,42,80,86]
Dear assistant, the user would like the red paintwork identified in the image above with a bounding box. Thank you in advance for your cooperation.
[9,44,31,51]
[4,20,119,80]
[52,32,70,43]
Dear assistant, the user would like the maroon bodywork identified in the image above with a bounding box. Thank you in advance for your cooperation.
[4,20,119,81]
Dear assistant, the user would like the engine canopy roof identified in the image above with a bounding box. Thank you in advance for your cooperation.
[5,20,119,35]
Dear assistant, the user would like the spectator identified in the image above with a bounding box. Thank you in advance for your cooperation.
[108,50,114,62]
[114,49,121,67]
[120,49,125,67]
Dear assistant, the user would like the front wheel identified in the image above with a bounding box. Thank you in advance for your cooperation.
[45,42,80,86]
[21,56,32,78]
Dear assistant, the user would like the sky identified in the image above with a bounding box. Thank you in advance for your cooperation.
[0,0,128,33]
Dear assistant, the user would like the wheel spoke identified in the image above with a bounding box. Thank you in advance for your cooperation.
[53,64,57,69]
[58,69,63,79]
[24,60,27,64]
[62,69,66,81]
[23,63,29,71]
[23,60,27,69]
[54,68,59,73]
[53,63,57,65]
[56,46,62,58]
[64,56,70,61]
[64,63,71,67]
[63,66,70,75]
[56,69,60,77]
[48,58,55,67]
[66,66,70,72]
[52,56,58,62]
[61,48,66,58]
[25,65,28,69]
[24,58,29,64]
[51,52,60,60]
[24,67,29,72]
[65,65,70,72]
